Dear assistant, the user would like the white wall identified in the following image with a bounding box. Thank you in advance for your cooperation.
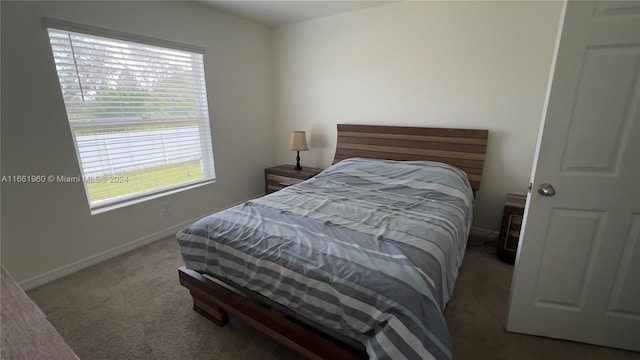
[273,1,563,232]
[1,1,274,285]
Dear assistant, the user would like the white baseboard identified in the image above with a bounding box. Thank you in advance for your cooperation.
[470,226,499,239]
[18,217,197,291]
[19,195,261,291]
[19,193,264,291]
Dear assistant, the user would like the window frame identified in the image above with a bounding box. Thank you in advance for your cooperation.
[45,18,216,213]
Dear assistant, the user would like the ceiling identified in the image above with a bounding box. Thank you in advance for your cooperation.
[199,1,397,27]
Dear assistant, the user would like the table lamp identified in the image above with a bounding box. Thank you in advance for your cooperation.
[289,131,309,170]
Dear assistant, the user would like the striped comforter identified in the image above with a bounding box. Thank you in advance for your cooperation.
[177,158,474,359]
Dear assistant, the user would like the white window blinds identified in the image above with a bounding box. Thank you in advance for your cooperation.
[47,25,215,211]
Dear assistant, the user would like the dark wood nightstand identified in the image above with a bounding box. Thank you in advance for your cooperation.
[264,165,323,194]
[497,193,527,264]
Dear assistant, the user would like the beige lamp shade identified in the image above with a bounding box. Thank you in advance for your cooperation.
[289,131,309,151]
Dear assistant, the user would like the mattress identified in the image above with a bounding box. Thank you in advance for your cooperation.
[177,157,474,359]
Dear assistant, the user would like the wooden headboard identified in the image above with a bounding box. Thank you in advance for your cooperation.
[333,124,489,192]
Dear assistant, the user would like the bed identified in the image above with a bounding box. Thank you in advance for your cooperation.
[177,124,488,359]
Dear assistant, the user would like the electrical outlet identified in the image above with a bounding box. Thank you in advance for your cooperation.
[162,202,172,217]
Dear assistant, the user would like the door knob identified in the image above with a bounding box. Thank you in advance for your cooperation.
[537,183,556,197]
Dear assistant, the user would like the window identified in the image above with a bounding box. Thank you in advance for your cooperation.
[46,21,215,212]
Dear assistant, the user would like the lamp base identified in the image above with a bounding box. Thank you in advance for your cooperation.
[294,151,302,170]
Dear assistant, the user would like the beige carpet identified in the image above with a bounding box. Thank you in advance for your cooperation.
[27,235,640,360]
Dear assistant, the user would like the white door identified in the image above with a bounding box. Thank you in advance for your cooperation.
[507,0,640,352]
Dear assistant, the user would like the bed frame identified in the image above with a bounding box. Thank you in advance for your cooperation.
[179,124,489,359]
[333,124,488,192]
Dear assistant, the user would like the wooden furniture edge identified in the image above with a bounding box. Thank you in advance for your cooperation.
[1,266,79,360]
[264,165,324,194]
[178,267,366,360]
[497,193,527,264]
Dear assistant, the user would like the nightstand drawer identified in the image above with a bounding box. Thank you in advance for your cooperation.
[264,165,323,194]
[503,214,523,253]
[266,174,304,192]
[497,193,526,264]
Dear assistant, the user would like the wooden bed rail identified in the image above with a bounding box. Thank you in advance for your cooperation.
[178,267,367,360]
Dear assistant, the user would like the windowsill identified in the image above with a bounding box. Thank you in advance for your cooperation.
[90,180,215,215]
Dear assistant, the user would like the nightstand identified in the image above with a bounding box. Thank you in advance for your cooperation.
[264,165,323,194]
[497,193,527,264]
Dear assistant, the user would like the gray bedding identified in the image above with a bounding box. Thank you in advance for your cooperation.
[177,158,474,359]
